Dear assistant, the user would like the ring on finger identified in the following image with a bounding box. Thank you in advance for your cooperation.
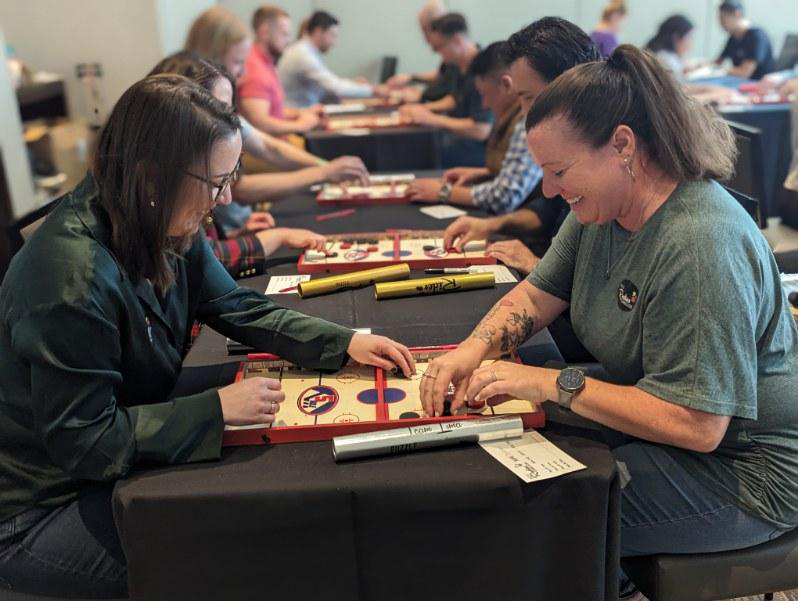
[491,369,498,383]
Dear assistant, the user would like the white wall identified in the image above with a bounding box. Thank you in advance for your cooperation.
[0,0,163,120]
[0,29,35,218]
[217,0,797,79]
[2,0,796,117]
[156,0,218,56]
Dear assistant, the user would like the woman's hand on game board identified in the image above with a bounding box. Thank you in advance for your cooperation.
[486,240,540,275]
[443,216,499,252]
[465,361,558,407]
[443,167,490,186]
[281,229,327,251]
[406,178,443,202]
[347,334,416,378]
[218,377,285,426]
[323,156,369,185]
[420,344,484,417]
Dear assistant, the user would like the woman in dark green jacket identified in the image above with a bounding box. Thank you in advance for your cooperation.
[0,74,414,598]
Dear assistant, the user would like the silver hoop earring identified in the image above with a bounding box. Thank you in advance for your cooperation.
[624,157,636,181]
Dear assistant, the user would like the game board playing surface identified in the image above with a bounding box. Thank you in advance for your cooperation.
[223,349,544,446]
[298,230,495,273]
[325,111,407,131]
[317,181,411,204]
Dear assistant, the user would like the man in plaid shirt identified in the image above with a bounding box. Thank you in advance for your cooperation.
[407,42,542,214]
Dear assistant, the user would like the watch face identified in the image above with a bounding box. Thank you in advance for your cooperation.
[558,368,585,392]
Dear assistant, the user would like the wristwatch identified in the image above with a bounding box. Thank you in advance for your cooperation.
[438,181,452,203]
[556,367,585,410]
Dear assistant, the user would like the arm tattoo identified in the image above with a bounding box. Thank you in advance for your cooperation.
[471,323,497,345]
[469,299,515,347]
[499,309,535,353]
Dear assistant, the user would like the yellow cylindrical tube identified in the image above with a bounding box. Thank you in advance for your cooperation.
[374,272,495,300]
[298,263,410,298]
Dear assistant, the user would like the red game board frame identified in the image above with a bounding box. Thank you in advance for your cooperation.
[297,229,496,274]
[222,345,545,446]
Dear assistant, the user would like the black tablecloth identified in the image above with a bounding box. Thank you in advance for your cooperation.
[721,104,793,221]
[113,408,620,601]
[305,126,442,171]
[112,179,620,601]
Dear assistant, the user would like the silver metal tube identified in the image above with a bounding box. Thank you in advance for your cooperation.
[332,416,524,462]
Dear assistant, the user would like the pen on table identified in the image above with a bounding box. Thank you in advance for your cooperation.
[424,268,472,275]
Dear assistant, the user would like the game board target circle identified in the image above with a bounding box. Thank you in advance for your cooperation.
[333,413,360,423]
[297,385,339,416]
[344,249,369,261]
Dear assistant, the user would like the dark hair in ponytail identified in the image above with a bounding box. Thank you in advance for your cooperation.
[646,15,693,53]
[525,45,736,182]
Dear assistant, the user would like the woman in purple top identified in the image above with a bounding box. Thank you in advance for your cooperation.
[590,0,627,57]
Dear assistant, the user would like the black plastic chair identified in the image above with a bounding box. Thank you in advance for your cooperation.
[622,525,798,601]
[379,55,398,83]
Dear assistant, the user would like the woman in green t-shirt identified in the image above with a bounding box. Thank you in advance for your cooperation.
[421,45,798,600]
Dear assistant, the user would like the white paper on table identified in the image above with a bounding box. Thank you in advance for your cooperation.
[467,264,518,284]
[480,430,587,483]
[781,273,798,296]
[264,275,311,295]
[352,328,372,334]
[419,204,468,219]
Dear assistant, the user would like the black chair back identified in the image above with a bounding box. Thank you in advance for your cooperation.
[6,197,61,256]
[724,120,768,224]
[379,56,398,83]
[722,185,764,228]
[775,33,798,71]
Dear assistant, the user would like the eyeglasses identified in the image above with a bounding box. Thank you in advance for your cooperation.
[184,157,242,206]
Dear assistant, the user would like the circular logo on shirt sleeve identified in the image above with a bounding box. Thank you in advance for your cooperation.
[617,280,639,311]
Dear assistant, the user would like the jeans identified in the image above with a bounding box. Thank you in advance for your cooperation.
[612,439,789,597]
[0,487,127,599]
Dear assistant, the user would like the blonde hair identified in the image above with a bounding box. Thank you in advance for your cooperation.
[602,0,627,21]
[185,7,249,64]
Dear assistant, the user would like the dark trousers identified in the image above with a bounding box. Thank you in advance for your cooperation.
[0,488,127,599]
[439,132,485,168]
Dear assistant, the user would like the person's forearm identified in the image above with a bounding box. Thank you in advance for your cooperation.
[448,185,475,207]
[727,62,757,79]
[461,282,544,359]
[429,115,491,141]
[245,110,306,136]
[558,377,728,453]
[232,167,327,203]
[430,115,491,140]
[495,209,543,235]
[421,95,456,113]
[247,129,321,170]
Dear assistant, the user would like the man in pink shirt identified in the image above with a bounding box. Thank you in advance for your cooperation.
[238,6,319,135]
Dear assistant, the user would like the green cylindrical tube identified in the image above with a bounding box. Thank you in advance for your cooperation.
[374,272,495,300]
[298,263,410,298]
